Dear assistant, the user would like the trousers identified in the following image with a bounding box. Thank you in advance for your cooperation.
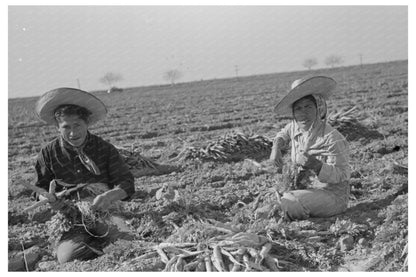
[56,220,133,264]
[280,188,349,220]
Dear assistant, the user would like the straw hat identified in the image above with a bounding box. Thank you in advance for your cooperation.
[35,88,107,125]
[274,76,336,116]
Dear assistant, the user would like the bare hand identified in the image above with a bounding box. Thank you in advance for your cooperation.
[91,193,113,212]
[39,194,66,211]
[91,188,128,212]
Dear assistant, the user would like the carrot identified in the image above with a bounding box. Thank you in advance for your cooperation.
[247,260,270,271]
[160,246,187,255]
[134,251,158,261]
[268,254,285,269]
[231,232,268,246]
[181,250,205,258]
[230,247,246,256]
[231,262,241,271]
[242,254,251,271]
[159,242,197,248]
[204,255,212,272]
[174,256,184,271]
[155,246,169,264]
[196,258,206,271]
[183,259,200,271]
[21,183,55,202]
[220,247,244,267]
[264,256,280,271]
[247,247,259,259]
[230,252,243,272]
[23,182,91,212]
[49,180,57,194]
[259,243,272,263]
[163,256,178,272]
[212,245,226,272]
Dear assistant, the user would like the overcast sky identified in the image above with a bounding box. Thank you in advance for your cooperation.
[8,5,408,98]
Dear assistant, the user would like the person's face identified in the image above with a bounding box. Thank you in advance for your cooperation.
[293,97,317,130]
[57,115,89,147]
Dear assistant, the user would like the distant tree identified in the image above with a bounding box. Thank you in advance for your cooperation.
[163,69,183,85]
[324,55,344,68]
[302,58,318,70]
[99,72,123,89]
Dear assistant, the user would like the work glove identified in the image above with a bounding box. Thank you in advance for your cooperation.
[296,153,323,174]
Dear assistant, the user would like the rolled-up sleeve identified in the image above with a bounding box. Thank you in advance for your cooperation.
[107,144,135,199]
[34,148,54,192]
[272,123,292,150]
[317,131,350,184]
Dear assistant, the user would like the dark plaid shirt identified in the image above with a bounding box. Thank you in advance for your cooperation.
[35,133,135,199]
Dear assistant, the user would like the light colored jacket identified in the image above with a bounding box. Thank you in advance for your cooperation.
[272,120,351,201]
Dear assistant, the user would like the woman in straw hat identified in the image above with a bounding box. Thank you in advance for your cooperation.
[34,88,135,263]
[268,76,350,220]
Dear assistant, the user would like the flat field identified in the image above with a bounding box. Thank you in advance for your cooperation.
[8,60,408,271]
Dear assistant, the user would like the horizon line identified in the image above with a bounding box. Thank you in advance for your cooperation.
[8,59,408,100]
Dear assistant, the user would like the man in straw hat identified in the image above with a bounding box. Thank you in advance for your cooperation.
[33,88,135,263]
[267,76,350,220]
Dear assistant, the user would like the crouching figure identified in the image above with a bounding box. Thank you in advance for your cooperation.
[33,88,135,263]
[268,76,350,220]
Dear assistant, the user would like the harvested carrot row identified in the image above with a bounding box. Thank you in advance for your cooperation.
[144,222,291,272]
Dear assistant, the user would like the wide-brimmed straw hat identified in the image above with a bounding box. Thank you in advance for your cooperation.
[35,88,107,125]
[274,76,336,116]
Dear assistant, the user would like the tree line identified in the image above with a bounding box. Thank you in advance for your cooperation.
[98,55,346,93]
[302,55,344,70]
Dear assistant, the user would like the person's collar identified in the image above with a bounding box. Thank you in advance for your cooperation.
[293,121,304,138]
[293,119,323,138]
[59,131,91,152]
